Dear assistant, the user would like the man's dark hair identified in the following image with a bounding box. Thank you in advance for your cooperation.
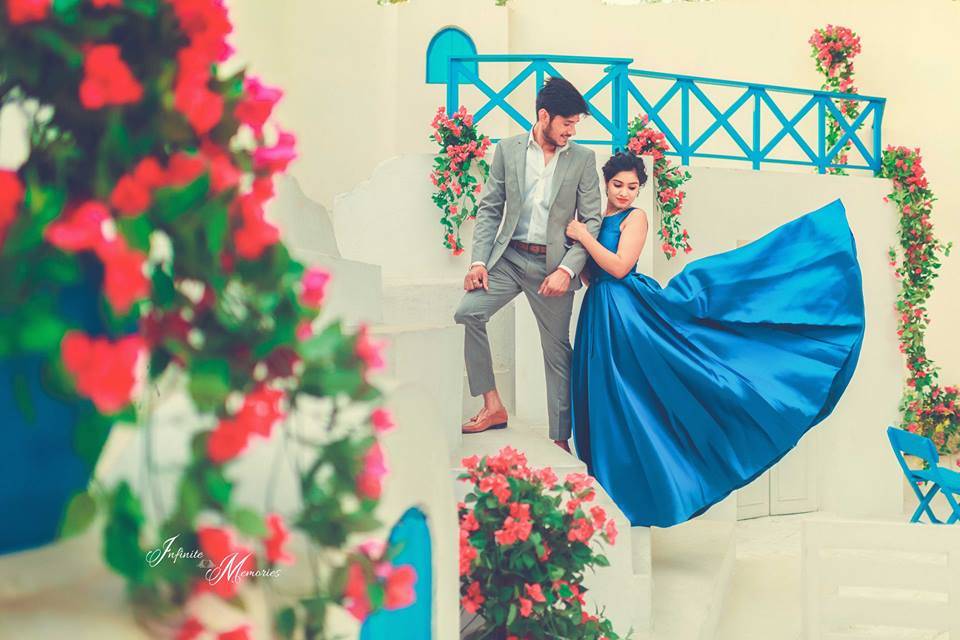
[602,152,648,187]
[535,77,589,119]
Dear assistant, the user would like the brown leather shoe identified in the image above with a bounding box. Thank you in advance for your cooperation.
[462,408,508,434]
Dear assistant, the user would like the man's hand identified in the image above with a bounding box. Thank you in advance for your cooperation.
[464,265,489,291]
[538,268,571,297]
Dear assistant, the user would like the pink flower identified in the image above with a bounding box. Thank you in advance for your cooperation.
[0,170,24,249]
[461,581,485,614]
[110,174,152,216]
[253,129,297,174]
[79,45,143,109]
[524,583,546,603]
[61,332,146,414]
[300,266,331,308]
[518,597,533,618]
[478,473,511,505]
[196,526,255,599]
[370,407,396,433]
[91,0,123,7]
[567,517,595,544]
[176,617,205,640]
[343,561,372,620]
[235,76,283,135]
[264,513,295,565]
[355,324,387,375]
[6,0,50,24]
[356,441,388,500]
[604,518,618,545]
[384,565,417,609]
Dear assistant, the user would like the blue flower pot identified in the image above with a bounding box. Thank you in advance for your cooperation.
[0,274,110,555]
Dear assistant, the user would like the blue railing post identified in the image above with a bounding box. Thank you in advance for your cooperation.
[751,88,761,170]
[817,97,827,174]
[872,98,884,175]
[446,58,460,117]
[680,79,690,165]
[611,62,629,153]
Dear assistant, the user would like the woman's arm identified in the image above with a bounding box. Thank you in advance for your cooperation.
[566,210,648,279]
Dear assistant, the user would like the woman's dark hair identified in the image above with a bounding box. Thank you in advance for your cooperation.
[602,152,648,187]
[535,77,589,119]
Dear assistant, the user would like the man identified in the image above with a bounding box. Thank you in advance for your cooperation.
[453,77,602,452]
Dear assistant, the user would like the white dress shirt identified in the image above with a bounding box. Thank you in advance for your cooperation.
[473,128,575,279]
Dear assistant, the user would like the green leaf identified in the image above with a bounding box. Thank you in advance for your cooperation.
[594,554,610,567]
[125,0,160,17]
[2,185,66,255]
[506,603,517,626]
[104,482,148,584]
[204,203,229,257]
[230,507,268,538]
[31,27,83,67]
[60,490,97,538]
[116,215,154,253]
[274,607,296,639]
[187,358,231,412]
[177,479,202,523]
[18,312,66,354]
[151,268,176,308]
[204,467,233,506]
[73,413,112,470]
[153,174,211,223]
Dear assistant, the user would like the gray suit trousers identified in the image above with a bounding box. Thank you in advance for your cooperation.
[454,246,574,440]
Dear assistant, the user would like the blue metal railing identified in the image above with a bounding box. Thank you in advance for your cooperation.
[443,54,886,174]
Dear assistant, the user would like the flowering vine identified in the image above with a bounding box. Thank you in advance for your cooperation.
[626,114,693,259]
[458,446,622,640]
[809,25,863,175]
[429,105,491,256]
[1,0,415,637]
[880,147,959,454]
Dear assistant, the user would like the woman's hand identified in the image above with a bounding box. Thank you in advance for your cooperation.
[566,218,589,243]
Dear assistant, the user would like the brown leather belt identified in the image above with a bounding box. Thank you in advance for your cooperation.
[509,240,547,255]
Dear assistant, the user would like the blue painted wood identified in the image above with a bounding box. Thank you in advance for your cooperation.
[361,508,434,639]
[426,28,477,85]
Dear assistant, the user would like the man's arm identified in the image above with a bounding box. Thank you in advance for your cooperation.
[470,142,507,266]
[559,150,602,278]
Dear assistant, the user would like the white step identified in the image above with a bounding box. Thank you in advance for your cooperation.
[651,518,737,640]
[286,249,383,326]
[371,323,464,455]
[451,420,651,637]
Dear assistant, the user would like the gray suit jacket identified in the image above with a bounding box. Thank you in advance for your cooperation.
[470,134,602,291]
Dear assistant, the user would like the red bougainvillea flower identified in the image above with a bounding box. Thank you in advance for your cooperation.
[110,173,152,216]
[206,385,286,462]
[6,0,50,24]
[196,526,255,599]
[44,200,111,252]
[232,190,280,259]
[370,407,395,434]
[343,561,372,621]
[175,616,204,640]
[300,266,331,308]
[524,582,546,603]
[96,238,151,314]
[253,129,297,174]
[235,76,283,136]
[174,67,224,135]
[91,0,123,7]
[217,626,252,640]
[384,565,417,610]
[169,0,233,62]
[518,597,533,618]
[461,580,485,614]
[356,441,388,500]
[0,170,24,249]
[79,45,143,109]
[166,151,207,187]
[264,513,294,565]
[354,323,387,375]
[567,517,595,544]
[201,141,241,193]
[207,415,250,463]
[478,473,511,505]
[61,332,147,414]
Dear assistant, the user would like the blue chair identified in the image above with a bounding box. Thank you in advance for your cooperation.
[887,426,960,524]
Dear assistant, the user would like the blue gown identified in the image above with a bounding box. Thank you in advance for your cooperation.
[570,198,864,528]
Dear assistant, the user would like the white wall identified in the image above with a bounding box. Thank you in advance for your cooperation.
[228,0,960,388]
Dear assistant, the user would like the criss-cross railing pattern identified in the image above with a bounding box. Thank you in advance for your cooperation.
[443,54,886,173]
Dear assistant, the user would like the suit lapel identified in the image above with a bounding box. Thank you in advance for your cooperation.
[515,136,526,195]
[545,149,572,213]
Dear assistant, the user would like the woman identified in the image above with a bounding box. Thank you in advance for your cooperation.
[565,152,865,528]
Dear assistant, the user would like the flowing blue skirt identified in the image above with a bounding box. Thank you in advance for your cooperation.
[571,199,865,528]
